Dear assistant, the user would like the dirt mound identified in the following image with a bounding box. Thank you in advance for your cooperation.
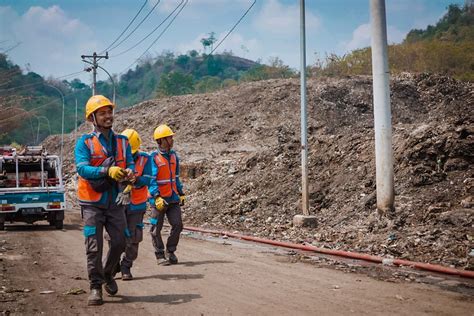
[43,73,473,269]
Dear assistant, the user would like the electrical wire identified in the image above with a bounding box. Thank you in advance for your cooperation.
[99,0,149,54]
[0,88,82,123]
[107,0,161,53]
[1,42,22,54]
[0,70,86,93]
[118,0,188,76]
[209,0,256,55]
[111,0,184,58]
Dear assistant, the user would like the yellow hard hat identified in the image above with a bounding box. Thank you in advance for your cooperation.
[153,124,175,140]
[85,95,115,119]
[121,129,141,154]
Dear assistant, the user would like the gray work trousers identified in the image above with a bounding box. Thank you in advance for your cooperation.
[81,204,126,289]
[150,203,183,257]
[121,210,145,269]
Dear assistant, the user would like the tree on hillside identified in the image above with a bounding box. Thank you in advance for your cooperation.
[156,71,194,97]
[405,4,473,42]
[200,32,217,54]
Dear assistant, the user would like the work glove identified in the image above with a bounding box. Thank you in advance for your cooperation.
[124,168,136,183]
[179,195,185,206]
[116,183,133,205]
[108,166,126,181]
[154,197,168,212]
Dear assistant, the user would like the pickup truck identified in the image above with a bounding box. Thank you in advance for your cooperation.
[0,146,65,230]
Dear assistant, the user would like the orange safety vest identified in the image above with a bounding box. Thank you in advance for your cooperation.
[77,134,128,203]
[154,152,178,198]
[131,154,149,205]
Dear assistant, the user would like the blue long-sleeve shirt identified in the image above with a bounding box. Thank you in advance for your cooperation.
[129,151,153,211]
[75,129,134,208]
[148,149,183,205]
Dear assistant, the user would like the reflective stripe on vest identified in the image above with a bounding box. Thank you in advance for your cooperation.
[153,152,178,198]
[77,134,128,203]
[131,154,149,205]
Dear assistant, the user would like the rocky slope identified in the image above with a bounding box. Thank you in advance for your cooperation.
[44,73,473,269]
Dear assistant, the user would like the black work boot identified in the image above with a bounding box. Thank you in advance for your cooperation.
[87,288,103,306]
[156,252,167,265]
[104,277,118,296]
[168,251,178,265]
[121,265,133,281]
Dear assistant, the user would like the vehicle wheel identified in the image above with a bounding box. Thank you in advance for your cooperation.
[55,220,63,230]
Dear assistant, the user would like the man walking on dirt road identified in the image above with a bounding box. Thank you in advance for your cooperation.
[118,129,153,280]
[149,124,185,265]
[75,95,135,306]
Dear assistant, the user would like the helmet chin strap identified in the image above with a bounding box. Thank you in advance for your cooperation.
[92,113,111,131]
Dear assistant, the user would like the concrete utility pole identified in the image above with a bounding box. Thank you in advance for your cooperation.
[293,0,317,228]
[81,52,109,95]
[370,0,394,213]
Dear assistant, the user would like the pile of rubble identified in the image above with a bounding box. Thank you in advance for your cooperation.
[44,73,473,269]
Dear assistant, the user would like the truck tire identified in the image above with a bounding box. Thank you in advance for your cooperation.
[0,214,5,231]
[55,220,63,230]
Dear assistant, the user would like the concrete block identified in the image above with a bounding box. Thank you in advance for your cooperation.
[293,215,317,228]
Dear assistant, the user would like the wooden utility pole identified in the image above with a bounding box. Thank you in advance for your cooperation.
[81,52,108,95]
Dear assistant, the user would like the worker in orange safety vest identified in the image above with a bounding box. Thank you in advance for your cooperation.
[148,124,185,265]
[75,95,135,306]
[118,129,153,280]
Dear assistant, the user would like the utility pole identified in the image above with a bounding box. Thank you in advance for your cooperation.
[81,52,108,95]
[370,0,394,213]
[293,0,317,228]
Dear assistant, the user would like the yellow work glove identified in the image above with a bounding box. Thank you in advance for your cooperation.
[108,166,126,181]
[154,197,168,212]
[123,184,133,194]
[179,195,185,206]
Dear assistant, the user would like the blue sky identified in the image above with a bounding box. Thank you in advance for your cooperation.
[0,0,463,83]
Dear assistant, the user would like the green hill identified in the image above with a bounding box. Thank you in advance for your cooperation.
[0,51,294,145]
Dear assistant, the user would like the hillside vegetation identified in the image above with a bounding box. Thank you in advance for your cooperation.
[1,3,472,145]
[312,4,474,81]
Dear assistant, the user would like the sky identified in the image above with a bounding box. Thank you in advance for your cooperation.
[0,0,464,84]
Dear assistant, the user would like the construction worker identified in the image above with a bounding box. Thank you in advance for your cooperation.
[75,95,135,306]
[118,129,153,280]
[149,124,185,265]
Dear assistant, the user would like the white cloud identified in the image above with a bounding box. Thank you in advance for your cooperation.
[342,23,407,52]
[387,26,406,44]
[0,5,97,77]
[253,0,320,37]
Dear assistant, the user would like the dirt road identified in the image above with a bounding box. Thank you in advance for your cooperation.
[1,211,473,315]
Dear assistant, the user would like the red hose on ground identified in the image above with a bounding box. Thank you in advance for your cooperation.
[184,226,474,279]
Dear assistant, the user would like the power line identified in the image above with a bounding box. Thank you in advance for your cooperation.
[0,70,86,93]
[210,0,256,55]
[0,88,82,124]
[99,0,149,54]
[107,0,162,53]
[117,0,255,81]
[111,0,184,58]
[118,0,188,76]
[1,42,22,54]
